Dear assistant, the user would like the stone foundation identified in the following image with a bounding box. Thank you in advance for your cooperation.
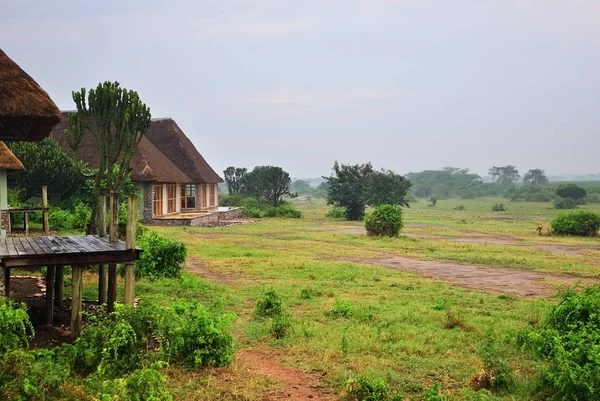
[143,208,242,227]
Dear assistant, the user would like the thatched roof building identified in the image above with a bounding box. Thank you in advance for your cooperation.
[0,49,61,141]
[0,141,24,171]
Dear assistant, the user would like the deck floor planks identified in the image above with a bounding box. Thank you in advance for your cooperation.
[13,238,28,256]
[24,237,44,256]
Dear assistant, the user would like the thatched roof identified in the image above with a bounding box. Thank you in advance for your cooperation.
[0,141,24,170]
[0,49,61,141]
[145,118,223,183]
[50,113,221,184]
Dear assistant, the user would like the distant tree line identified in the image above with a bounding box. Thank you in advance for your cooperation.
[223,165,297,207]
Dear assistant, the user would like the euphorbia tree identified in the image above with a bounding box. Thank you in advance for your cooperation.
[66,81,151,235]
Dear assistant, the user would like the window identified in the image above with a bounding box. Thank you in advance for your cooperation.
[209,184,216,207]
[181,185,196,209]
[153,184,163,216]
[167,184,177,213]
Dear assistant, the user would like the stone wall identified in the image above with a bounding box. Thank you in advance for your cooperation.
[142,183,154,221]
[218,208,243,220]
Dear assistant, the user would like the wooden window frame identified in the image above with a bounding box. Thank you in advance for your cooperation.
[153,184,163,217]
[167,184,177,214]
[181,185,196,209]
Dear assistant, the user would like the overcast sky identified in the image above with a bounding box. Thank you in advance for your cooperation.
[2,0,599,179]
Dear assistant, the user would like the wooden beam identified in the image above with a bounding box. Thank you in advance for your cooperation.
[107,192,119,312]
[54,266,64,308]
[3,267,9,296]
[45,266,55,325]
[124,194,137,305]
[42,186,49,234]
[1,250,139,268]
[97,194,107,304]
[70,266,83,337]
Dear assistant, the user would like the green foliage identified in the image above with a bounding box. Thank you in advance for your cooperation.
[223,166,248,195]
[479,338,515,392]
[326,206,346,218]
[325,162,411,221]
[551,210,600,237]
[8,138,86,202]
[454,205,466,210]
[245,166,297,206]
[345,371,390,401]
[553,197,577,210]
[522,169,549,186]
[407,167,482,199]
[364,204,404,237]
[291,180,315,196]
[424,382,449,401]
[263,202,302,218]
[366,170,411,207]
[556,184,587,202]
[328,298,353,318]
[159,300,235,368]
[219,193,248,207]
[135,231,187,279]
[519,286,600,400]
[255,289,285,318]
[120,366,172,401]
[270,312,292,339]
[505,185,554,202]
[0,299,34,356]
[489,166,520,185]
[492,204,505,212]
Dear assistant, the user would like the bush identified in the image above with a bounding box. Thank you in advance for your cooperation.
[0,299,34,356]
[556,183,587,202]
[135,231,187,279]
[328,298,353,318]
[345,371,390,401]
[553,198,577,210]
[219,193,248,207]
[491,204,505,212]
[270,313,292,339]
[518,286,600,400]
[159,300,235,368]
[364,204,404,237]
[326,206,346,218]
[454,205,465,211]
[551,210,600,237]
[263,203,302,219]
[255,289,284,318]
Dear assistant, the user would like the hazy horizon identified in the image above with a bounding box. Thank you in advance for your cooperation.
[3,1,599,179]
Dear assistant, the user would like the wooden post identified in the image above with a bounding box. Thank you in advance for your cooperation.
[3,267,10,296]
[24,212,28,235]
[107,192,118,312]
[45,266,55,325]
[97,195,107,304]
[54,266,64,308]
[124,194,137,305]
[42,186,49,234]
[70,266,83,337]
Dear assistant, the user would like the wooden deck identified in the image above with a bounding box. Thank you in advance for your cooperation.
[0,235,140,268]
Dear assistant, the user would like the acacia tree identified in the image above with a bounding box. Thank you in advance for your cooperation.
[556,184,587,203]
[523,169,549,185]
[223,166,248,195]
[245,166,296,206]
[9,138,86,202]
[66,81,151,234]
[489,165,520,184]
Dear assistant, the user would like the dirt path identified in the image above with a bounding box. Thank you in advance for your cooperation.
[236,348,336,401]
[349,255,598,297]
[186,257,232,285]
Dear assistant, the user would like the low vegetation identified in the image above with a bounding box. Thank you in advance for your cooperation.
[551,210,600,237]
[364,204,404,237]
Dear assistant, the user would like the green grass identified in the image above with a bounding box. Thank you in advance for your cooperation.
[67,197,600,399]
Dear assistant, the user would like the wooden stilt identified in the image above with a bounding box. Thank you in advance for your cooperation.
[98,194,107,304]
[3,267,10,296]
[42,186,49,234]
[24,212,29,235]
[70,266,83,337]
[54,266,64,308]
[124,194,137,306]
[45,266,55,325]
[107,192,118,312]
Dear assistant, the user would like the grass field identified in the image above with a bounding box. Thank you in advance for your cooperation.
[93,196,594,400]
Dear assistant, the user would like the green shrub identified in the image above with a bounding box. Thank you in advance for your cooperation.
[585,193,600,204]
[553,197,577,210]
[551,210,600,237]
[518,285,600,400]
[159,300,235,369]
[219,193,248,207]
[0,299,34,356]
[121,366,172,401]
[263,203,302,219]
[345,371,389,401]
[326,206,346,218]
[255,289,284,318]
[491,204,505,212]
[424,382,448,401]
[328,298,353,318]
[556,183,587,202]
[270,313,292,339]
[48,207,73,230]
[454,205,466,211]
[135,231,187,279]
[478,338,514,392]
[364,204,404,237]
